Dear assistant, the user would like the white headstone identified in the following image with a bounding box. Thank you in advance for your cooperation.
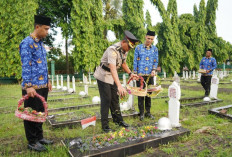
[182,71,185,79]
[92,96,100,104]
[120,80,134,111]
[61,75,63,88]
[185,71,188,80]
[84,85,88,95]
[168,81,181,127]
[72,76,76,92]
[193,71,195,79]
[189,71,191,79]
[210,75,219,99]
[164,71,166,78]
[52,75,55,88]
[153,76,157,86]
[174,71,177,77]
[219,71,224,80]
[123,74,126,87]
[56,75,59,87]
[89,73,92,84]
[197,73,201,82]
[67,75,70,90]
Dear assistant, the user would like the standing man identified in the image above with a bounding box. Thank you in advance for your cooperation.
[19,15,53,152]
[94,30,139,133]
[199,49,217,96]
[133,31,158,121]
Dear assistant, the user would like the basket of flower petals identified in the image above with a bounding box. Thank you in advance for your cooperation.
[126,76,147,96]
[15,93,48,122]
[198,69,207,73]
[145,75,163,97]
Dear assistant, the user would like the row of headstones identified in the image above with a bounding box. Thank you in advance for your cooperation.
[51,75,89,94]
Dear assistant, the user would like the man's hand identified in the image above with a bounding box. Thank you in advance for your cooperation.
[48,81,52,92]
[130,73,139,80]
[151,70,156,77]
[118,85,127,97]
[26,87,36,98]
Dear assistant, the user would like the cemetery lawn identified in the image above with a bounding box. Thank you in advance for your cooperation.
[1,76,232,157]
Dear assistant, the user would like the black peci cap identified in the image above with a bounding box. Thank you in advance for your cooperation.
[146,30,155,36]
[34,15,51,26]
[207,49,213,53]
[124,30,140,48]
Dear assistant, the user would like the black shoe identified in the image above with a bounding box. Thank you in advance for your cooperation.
[118,121,129,128]
[39,138,54,145]
[102,126,112,133]
[28,142,47,152]
[145,113,155,120]
[139,114,144,121]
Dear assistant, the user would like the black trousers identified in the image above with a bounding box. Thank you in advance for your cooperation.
[136,76,154,115]
[22,88,48,144]
[97,80,123,129]
[200,75,212,96]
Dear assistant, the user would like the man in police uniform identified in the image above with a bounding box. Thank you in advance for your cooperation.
[94,30,140,133]
[19,15,53,152]
[199,49,217,96]
[133,31,158,121]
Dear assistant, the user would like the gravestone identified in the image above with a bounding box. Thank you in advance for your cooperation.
[193,71,195,79]
[185,71,188,80]
[174,71,177,77]
[61,75,63,88]
[189,71,191,79]
[182,71,185,79]
[72,76,76,93]
[52,75,56,88]
[84,85,88,95]
[197,73,201,82]
[56,75,61,89]
[89,73,92,84]
[210,75,219,99]
[164,71,166,78]
[153,76,157,85]
[168,80,181,127]
[67,75,70,90]
[219,71,224,80]
[123,74,126,87]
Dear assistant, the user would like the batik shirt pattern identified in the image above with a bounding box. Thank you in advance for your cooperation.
[133,44,159,76]
[199,57,217,75]
[19,36,48,89]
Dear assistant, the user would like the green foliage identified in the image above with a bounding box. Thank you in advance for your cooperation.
[71,0,108,73]
[122,0,146,69]
[145,10,152,31]
[0,0,38,79]
[150,0,183,74]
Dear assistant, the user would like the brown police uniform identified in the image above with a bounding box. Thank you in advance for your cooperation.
[94,42,127,129]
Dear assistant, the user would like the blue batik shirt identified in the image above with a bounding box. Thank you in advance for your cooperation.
[199,57,217,75]
[133,44,159,76]
[19,35,49,89]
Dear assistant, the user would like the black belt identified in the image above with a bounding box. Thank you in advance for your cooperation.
[100,63,110,72]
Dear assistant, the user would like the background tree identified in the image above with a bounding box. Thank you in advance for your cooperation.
[37,0,72,74]
[0,0,38,79]
[122,0,146,69]
[145,10,152,31]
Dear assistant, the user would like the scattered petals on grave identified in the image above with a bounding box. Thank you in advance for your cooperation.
[67,125,161,152]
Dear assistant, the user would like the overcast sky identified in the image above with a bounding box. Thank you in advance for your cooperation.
[53,0,232,53]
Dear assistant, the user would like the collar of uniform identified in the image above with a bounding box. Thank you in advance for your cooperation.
[30,34,40,42]
[119,42,126,54]
[143,44,152,49]
[205,56,212,59]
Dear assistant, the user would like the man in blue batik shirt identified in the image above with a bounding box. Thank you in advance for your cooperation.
[19,15,53,152]
[199,49,217,96]
[133,31,158,121]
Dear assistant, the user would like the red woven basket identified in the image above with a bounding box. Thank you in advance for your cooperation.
[15,93,48,122]
[126,76,147,96]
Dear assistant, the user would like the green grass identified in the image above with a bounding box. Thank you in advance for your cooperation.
[1,76,232,157]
